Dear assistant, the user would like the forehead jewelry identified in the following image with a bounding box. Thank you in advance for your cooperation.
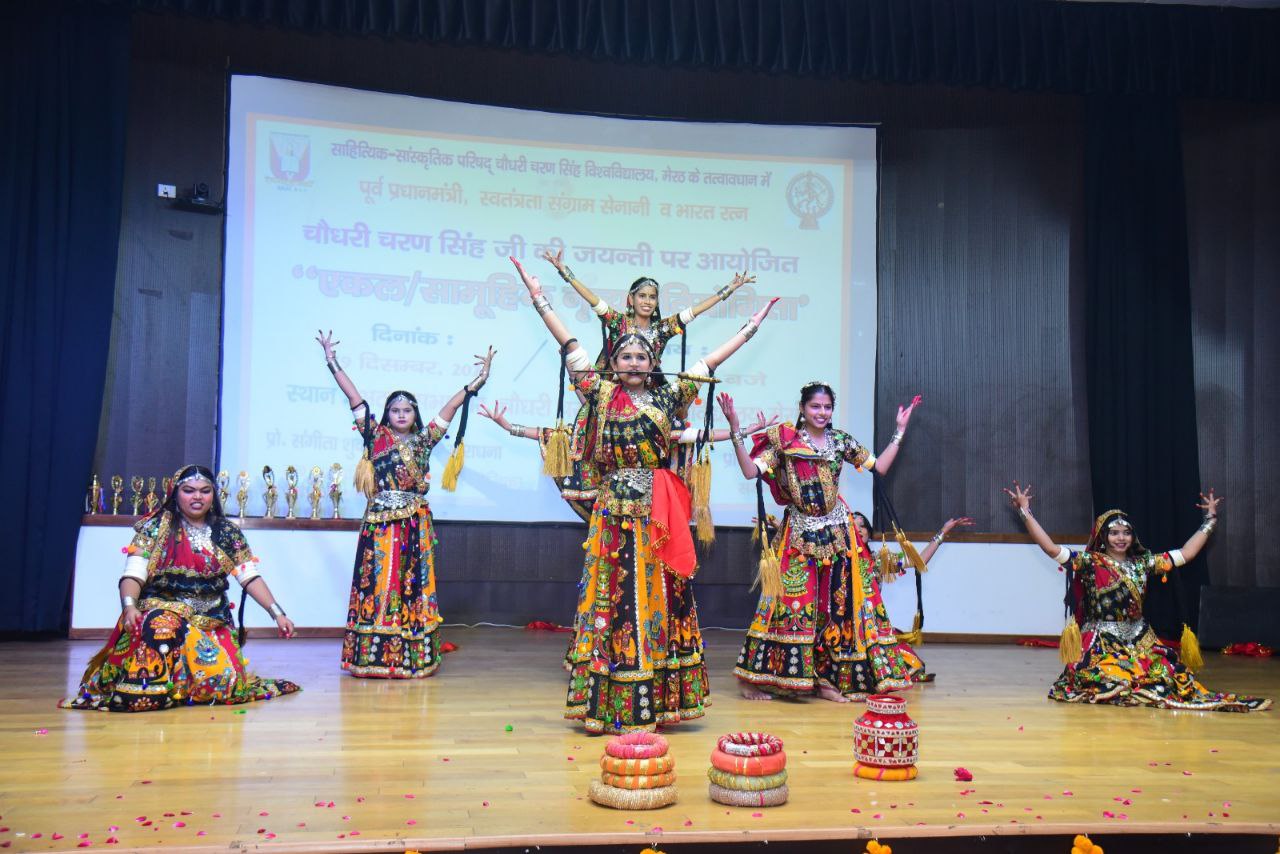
[389,393,416,407]
[177,470,213,487]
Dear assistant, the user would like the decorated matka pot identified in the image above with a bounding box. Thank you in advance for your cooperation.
[853,694,919,781]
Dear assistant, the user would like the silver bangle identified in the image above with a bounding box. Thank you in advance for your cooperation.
[532,295,552,316]
[508,423,527,437]
[558,265,576,283]
[1199,517,1217,536]
[121,595,137,609]
[730,430,745,446]
[930,531,945,545]
[890,428,905,446]
[1017,506,1031,520]
[326,358,342,376]
[740,320,758,341]
[268,602,286,618]
[716,284,733,301]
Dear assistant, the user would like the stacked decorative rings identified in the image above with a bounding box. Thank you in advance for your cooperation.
[707,732,789,806]
[589,733,677,809]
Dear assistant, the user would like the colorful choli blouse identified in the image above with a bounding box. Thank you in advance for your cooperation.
[122,513,260,627]
[750,424,876,563]
[353,400,448,522]
[1055,549,1179,639]
[574,367,701,518]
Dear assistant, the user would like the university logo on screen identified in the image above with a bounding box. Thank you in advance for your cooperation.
[266,132,315,191]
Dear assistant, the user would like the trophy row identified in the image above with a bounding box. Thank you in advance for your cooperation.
[86,465,346,520]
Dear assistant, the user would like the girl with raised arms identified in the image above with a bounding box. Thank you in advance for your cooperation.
[512,255,777,732]
[317,331,495,678]
[719,384,924,702]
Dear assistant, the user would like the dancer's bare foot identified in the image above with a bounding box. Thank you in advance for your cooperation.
[817,683,851,703]
[740,684,774,701]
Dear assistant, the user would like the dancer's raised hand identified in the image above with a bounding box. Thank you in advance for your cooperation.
[315,329,340,360]
[717,392,741,431]
[1002,481,1033,511]
[896,394,922,431]
[1196,489,1223,517]
[744,410,779,434]
[477,400,511,431]
[510,256,542,296]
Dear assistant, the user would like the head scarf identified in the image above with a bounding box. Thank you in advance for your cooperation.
[1086,509,1145,554]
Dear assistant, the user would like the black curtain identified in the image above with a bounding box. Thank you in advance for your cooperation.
[1084,95,1206,638]
[0,4,130,632]
[96,0,1280,100]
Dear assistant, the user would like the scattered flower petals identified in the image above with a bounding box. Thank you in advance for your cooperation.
[173,822,185,829]
[52,834,65,841]
[683,820,693,827]
[196,831,207,837]
[953,767,974,782]
[751,812,763,818]
[35,729,48,735]
[105,838,118,845]
[404,794,415,799]
[405,820,416,826]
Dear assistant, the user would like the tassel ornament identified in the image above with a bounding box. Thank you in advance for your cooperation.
[542,422,573,478]
[353,453,376,498]
[755,543,782,599]
[893,524,928,574]
[1180,623,1205,671]
[690,447,715,546]
[1059,615,1083,666]
[899,611,924,647]
[440,441,465,492]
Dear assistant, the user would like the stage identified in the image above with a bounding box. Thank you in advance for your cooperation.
[2,628,1277,852]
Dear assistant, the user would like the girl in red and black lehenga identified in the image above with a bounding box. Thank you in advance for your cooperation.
[316,331,495,678]
[1006,485,1270,712]
[719,384,925,702]
[512,255,777,732]
[62,465,298,712]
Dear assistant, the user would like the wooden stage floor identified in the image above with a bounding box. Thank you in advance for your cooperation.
[1,627,1277,852]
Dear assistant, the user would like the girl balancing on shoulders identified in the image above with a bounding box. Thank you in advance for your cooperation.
[512,255,777,733]
[539,247,752,368]
[317,330,495,678]
[1005,482,1270,712]
[720,384,925,702]
[62,466,299,712]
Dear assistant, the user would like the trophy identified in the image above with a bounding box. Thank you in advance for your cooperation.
[235,471,250,520]
[130,476,144,515]
[144,477,159,513]
[216,470,230,507]
[110,475,123,515]
[308,466,323,520]
[262,466,279,519]
[328,463,344,519]
[285,466,300,519]
[87,475,102,515]
[162,476,174,499]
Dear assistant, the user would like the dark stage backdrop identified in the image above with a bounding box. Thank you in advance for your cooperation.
[1,5,129,633]
[1184,100,1280,591]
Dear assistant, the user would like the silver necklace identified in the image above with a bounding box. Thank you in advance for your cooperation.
[181,518,213,553]
[627,389,655,408]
